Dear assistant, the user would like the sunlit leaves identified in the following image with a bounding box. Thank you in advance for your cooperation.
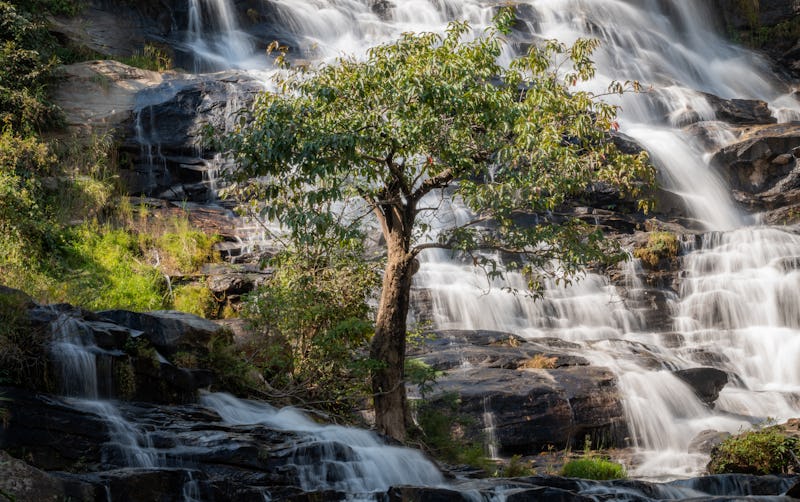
[218,7,655,292]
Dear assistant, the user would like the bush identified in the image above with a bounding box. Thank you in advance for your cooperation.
[0,288,50,390]
[411,393,492,472]
[633,231,679,268]
[708,427,799,475]
[0,1,63,132]
[242,240,380,415]
[561,457,627,480]
[121,43,173,72]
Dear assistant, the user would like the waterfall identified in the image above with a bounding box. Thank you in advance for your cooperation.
[177,0,800,480]
[200,392,445,494]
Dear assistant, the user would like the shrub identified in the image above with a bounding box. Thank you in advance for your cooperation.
[708,427,799,475]
[633,231,679,268]
[0,1,63,132]
[241,240,380,415]
[0,288,50,390]
[411,393,492,472]
[561,457,627,480]
[121,43,173,72]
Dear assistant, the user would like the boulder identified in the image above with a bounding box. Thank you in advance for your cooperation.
[0,450,93,501]
[0,387,108,471]
[673,367,729,406]
[98,309,227,357]
[700,93,776,126]
[688,430,732,454]
[711,123,800,195]
[427,366,626,454]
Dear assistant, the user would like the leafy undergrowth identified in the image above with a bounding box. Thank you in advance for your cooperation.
[708,426,799,475]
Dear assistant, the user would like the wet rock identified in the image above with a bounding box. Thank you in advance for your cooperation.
[386,486,471,501]
[700,93,776,125]
[0,387,108,471]
[674,367,729,406]
[673,474,798,496]
[427,366,626,454]
[0,450,93,501]
[90,468,203,502]
[98,309,227,357]
[688,430,732,454]
[204,263,272,301]
[714,0,800,31]
[711,124,800,195]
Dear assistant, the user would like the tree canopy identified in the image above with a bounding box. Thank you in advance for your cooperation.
[220,8,654,440]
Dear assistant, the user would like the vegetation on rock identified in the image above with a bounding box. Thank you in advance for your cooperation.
[218,8,653,440]
[561,457,627,480]
[708,426,799,475]
[633,231,679,269]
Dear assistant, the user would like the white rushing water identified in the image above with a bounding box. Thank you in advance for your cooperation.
[200,392,445,494]
[182,0,800,480]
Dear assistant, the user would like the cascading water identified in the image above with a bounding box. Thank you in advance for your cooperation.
[176,0,800,482]
[200,392,445,494]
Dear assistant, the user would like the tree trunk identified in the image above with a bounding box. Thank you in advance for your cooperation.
[371,233,416,441]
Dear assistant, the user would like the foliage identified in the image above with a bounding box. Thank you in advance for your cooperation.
[708,426,799,475]
[206,333,259,395]
[0,127,51,257]
[220,9,652,291]
[633,231,679,269]
[561,457,627,480]
[241,238,380,414]
[411,393,492,472]
[561,435,626,480]
[0,289,50,390]
[156,217,219,275]
[121,43,173,72]
[0,1,64,132]
[172,283,215,318]
[62,223,166,311]
[404,358,441,399]
[500,454,534,477]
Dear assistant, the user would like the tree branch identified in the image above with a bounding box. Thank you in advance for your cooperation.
[411,167,454,201]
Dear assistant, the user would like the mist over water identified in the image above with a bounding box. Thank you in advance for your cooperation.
[184,0,800,479]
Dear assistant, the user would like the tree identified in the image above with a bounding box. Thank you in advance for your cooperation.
[220,9,653,441]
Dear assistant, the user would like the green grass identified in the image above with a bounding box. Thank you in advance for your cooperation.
[561,457,627,480]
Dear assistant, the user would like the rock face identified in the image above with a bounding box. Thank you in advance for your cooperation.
[410,330,627,453]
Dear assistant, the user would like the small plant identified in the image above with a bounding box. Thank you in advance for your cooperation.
[121,43,173,72]
[519,354,558,369]
[561,434,626,480]
[561,457,627,480]
[500,454,534,477]
[708,426,799,475]
[633,231,679,269]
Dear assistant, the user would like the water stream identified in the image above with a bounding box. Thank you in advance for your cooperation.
[166,0,800,483]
